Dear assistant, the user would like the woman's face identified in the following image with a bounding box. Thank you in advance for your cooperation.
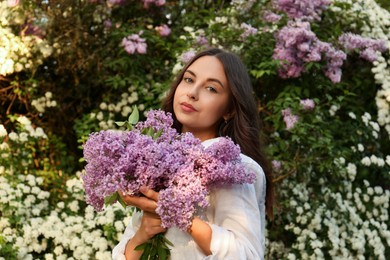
[173,55,232,141]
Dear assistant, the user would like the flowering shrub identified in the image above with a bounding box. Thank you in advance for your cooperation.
[0,0,389,259]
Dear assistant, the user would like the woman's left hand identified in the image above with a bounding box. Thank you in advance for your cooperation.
[119,186,159,213]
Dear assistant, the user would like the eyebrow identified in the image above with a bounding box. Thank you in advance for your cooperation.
[185,69,225,89]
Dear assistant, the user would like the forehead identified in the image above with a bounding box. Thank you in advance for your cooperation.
[187,56,227,83]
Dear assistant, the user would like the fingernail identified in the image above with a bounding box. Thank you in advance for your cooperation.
[140,186,148,193]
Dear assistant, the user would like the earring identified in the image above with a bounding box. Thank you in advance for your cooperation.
[218,119,229,136]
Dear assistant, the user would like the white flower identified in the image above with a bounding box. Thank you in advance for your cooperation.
[357,144,364,152]
[45,92,53,99]
[69,200,79,212]
[17,116,31,126]
[0,124,7,137]
[361,156,371,166]
[347,163,357,180]
[8,132,18,141]
[96,112,104,121]
[99,102,107,110]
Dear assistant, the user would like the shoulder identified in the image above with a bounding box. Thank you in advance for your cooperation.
[240,153,265,180]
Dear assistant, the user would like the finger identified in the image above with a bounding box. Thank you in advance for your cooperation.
[139,186,159,202]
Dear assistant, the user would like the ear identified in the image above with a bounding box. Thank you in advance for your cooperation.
[223,111,235,121]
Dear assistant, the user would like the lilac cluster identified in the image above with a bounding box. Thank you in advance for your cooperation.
[196,35,209,47]
[83,110,255,231]
[338,33,389,62]
[275,0,332,21]
[272,160,282,171]
[300,99,315,110]
[262,11,282,23]
[240,23,258,39]
[180,50,196,64]
[121,32,147,55]
[281,108,299,130]
[142,0,165,8]
[273,21,346,83]
[155,24,171,37]
[108,0,126,5]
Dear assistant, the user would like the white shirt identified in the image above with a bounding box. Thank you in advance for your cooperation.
[112,138,267,260]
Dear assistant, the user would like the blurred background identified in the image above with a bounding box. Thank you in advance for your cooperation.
[0,0,389,259]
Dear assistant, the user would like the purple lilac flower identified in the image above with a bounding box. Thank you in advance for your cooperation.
[83,130,131,210]
[104,20,112,30]
[142,0,165,8]
[273,21,346,83]
[338,33,389,62]
[108,0,126,5]
[180,50,196,64]
[196,36,209,46]
[83,110,255,231]
[156,24,171,37]
[272,160,281,171]
[121,32,147,55]
[275,0,332,21]
[300,99,315,110]
[281,108,299,130]
[156,137,255,230]
[134,109,177,143]
[240,23,258,39]
[263,11,282,23]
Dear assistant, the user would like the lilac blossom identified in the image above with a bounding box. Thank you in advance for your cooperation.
[156,24,171,37]
[83,110,255,231]
[273,21,346,83]
[300,99,315,110]
[180,50,196,64]
[196,36,209,46]
[240,23,258,39]
[121,32,147,55]
[142,0,166,8]
[338,33,389,62]
[272,160,282,171]
[282,108,299,130]
[263,11,282,23]
[108,0,126,5]
[275,0,332,21]
[104,20,112,30]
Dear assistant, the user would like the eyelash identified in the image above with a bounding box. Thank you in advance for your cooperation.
[206,86,217,93]
[184,77,193,83]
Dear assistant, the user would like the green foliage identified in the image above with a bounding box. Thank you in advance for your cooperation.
[1,0,390,259]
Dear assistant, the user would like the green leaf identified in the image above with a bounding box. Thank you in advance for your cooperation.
[153,129,163,140]
[104,192,118,206]
[134,243,147,251]
[115,121,126,127]
[117,195,127,209]
[157,246,168,260]
[128,106,139,125]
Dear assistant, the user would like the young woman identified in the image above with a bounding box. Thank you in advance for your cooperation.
[112,48,274,259]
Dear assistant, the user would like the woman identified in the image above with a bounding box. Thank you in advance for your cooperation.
[112,48,274,259]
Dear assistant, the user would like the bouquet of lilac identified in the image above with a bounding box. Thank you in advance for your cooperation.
[82,108,256,259]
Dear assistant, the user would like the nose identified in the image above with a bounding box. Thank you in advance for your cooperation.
[186,86,199,100]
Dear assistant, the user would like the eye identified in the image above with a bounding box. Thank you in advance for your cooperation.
[183,77,193,83]
[206,86,217,93]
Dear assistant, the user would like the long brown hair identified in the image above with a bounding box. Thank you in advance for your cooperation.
[161,48,274,219]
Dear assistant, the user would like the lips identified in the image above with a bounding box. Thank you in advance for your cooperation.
[180,102,197,112]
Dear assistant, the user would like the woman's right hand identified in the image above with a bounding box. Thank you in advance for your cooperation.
[124,209,167,259]
[119,186,159,213]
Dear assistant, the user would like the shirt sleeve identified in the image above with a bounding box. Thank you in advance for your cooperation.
[205,159,266,260]
[112,211,142,260]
